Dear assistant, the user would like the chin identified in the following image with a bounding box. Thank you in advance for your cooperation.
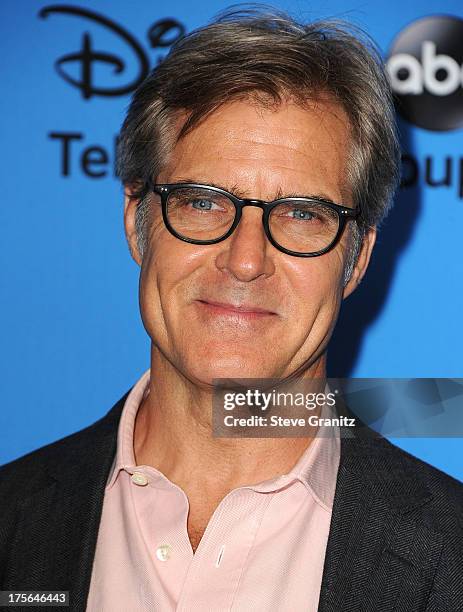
[184,352,276,387]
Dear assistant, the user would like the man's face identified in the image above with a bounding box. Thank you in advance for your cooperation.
[125,98,375,384]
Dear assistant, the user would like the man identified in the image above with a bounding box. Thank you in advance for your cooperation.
[1,8,462,612]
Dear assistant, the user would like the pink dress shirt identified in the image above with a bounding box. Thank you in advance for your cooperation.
[87,369,340,611]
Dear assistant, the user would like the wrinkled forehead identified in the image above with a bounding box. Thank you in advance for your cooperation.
[157,96,353,204]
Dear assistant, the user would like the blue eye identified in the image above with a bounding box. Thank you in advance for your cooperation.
[289,208,315,220]
[191,199,215,210]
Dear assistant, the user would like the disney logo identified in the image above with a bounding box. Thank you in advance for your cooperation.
[39,5,185,99]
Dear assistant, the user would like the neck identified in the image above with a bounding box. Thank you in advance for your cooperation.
[133,346,327,497]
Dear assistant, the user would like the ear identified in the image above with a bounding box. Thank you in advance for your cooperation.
[342,226,376,299]
[123,184,143,266]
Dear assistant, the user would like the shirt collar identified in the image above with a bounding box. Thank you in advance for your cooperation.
[106,368,151,490]
[106,370,340,509]
[244,392,340,509]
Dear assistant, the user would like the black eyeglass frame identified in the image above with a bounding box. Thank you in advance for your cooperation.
[149,181,360,258]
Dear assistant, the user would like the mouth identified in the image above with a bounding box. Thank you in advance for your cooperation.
[196,299,277,319]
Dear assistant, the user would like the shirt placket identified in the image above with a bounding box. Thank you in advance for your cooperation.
[127,466,194,608]
[176,489,272,612]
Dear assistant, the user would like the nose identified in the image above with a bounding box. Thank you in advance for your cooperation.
[214,206,276,281]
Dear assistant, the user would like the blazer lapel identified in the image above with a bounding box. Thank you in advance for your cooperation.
[3,392,128,611]
[318,427,443,612]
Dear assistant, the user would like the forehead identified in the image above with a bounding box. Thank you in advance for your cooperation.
[160,96,353,203]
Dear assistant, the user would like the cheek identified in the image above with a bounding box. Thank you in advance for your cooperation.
[138,238,187,354]
[138,227,208,321]
[138,220,171,327]
[285,252,345,315]
[138,248,160,332]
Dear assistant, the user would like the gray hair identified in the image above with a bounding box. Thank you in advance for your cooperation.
[117,6,400,285]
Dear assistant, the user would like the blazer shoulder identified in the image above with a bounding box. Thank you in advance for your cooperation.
[0,388,130,502]
[382,436,462,491]
[371,435,463,526]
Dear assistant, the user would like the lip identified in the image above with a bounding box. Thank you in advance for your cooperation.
[196,299,276,318]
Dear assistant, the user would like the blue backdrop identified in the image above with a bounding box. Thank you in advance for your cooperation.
[1,0,462,479]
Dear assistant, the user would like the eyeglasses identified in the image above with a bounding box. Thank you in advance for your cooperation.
[149,181,360,257]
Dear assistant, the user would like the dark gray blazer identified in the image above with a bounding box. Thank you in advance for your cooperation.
[1,390,462,611]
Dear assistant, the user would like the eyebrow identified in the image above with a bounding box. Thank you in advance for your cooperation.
[169,176,339,205]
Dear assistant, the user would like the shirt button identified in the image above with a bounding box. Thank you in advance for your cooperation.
[156,544,172,561]
[131,471,149,486]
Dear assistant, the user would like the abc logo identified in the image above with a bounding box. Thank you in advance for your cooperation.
[386,16,463,131]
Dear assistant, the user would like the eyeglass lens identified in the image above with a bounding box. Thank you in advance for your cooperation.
[165,186,340,254]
